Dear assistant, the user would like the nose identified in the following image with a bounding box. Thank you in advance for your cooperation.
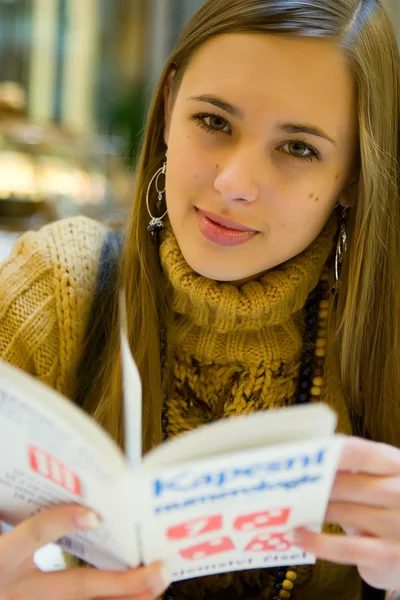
[214,147,260,204]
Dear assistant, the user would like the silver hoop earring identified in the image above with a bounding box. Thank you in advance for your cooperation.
[147,152,168,234]
[334,207,348,296]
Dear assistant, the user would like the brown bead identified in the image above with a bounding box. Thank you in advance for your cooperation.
[286,571,298,581]
[318,327,328,338]
[279,591,291,600]
[311,386,322,396]
[316,338,327,348]
[316,357,325,367]
[313,376,324,387]
[319,309,329,319]
[313,366,324,377]
[282,580,294,591]
[315,348,326,358]
[319,299,329,309]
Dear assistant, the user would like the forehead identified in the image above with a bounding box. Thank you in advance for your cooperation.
[178,33,357,143]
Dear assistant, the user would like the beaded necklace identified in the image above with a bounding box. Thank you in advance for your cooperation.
[160,273,329,600]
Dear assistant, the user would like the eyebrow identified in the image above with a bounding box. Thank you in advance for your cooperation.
[187,94,337,146]
[187,94,244,119]
[277,123,337,146]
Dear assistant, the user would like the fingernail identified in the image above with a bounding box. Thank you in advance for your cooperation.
[147,565,172,596]
[76,511,101,530]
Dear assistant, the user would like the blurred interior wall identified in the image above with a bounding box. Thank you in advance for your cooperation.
[29,0,57,124]
[29,0,100,132]
[61,0,99,132]
[27,0,148,134]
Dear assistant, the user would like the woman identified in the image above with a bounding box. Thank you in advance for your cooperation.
[1,0,400,598]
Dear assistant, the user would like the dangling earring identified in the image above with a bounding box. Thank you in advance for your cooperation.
[334,207,348,297]
[147,151,168,234]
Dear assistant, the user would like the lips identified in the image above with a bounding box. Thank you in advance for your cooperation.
[196,208,258,247]
[197,208,257,233]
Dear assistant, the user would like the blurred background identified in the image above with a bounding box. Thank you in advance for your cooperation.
[0,0,399,259]
[0,0,204,257]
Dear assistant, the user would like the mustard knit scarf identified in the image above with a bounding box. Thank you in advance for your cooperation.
[157,215,361,600]
[159,216,337,438]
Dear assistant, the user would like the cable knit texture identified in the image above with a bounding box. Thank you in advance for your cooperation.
[159,216,361,600]
[0,216,361,599]
[0,216,108,398]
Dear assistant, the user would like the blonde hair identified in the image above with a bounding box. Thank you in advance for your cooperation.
[81,0,400,453]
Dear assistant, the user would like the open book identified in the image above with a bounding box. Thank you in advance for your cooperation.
[0,294,345,582]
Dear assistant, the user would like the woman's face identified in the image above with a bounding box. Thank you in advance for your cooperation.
[164,33,358,282]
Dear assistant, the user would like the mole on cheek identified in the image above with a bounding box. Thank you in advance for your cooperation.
[216,164,219,169]
[309,193,314,198]
[315,197,319,202]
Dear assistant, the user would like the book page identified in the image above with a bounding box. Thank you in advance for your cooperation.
[143,403,336,469]
[0,361,140,570]
[119,288,142,467]
[138,435,344,581]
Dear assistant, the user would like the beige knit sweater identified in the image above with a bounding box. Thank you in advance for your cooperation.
[0,217,108,396]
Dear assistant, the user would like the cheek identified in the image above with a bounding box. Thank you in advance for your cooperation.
[167,141,216,197]
[271,173,339,217]
[266,185,337,242]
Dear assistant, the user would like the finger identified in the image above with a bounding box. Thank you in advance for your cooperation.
[339,438,400,475]
[9,563,171,600]
[331,472,400,509]
[325,501,400,542]
[293,527,400,570]
[0,504,100,574]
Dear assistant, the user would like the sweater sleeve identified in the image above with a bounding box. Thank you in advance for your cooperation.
[0,216,108,398]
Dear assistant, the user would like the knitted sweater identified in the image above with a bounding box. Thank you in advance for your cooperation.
[0,216,361,600]
[0,217,107,396]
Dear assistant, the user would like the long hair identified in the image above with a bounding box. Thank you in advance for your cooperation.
[81,0,400,453]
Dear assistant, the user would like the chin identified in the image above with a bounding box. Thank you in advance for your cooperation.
[195,268,248,282]
[180,248,253,282]
[173,218,263,282]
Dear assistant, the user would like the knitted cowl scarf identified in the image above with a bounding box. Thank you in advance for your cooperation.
[157,214,360,600]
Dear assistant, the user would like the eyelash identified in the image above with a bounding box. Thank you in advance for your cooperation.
[192,112,321,163]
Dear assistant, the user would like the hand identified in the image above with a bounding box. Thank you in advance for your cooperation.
[0,504,171,600]
[293,437,400,591]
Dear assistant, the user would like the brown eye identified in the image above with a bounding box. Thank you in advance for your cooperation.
[207,115,228,131]
[194,112,231,135]
[278,140,320,163]
[287,141,312,157]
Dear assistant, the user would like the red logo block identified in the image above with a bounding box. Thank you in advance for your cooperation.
[179,536,235,560]
[245,532,292,553]
[234,508,290,532]
[29,446,82,497]
[167,515,223,541]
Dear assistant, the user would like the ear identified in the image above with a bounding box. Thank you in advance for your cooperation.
[338,174,359,208]
[164,69,177,147]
